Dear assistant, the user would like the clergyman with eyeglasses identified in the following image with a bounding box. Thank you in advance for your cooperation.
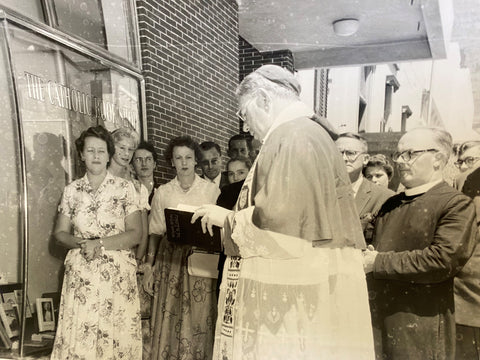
[335,133,394,237]
[363,127,477,360]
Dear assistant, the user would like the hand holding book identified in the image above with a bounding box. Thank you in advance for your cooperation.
[191,204,232,236]
[165,204,228,252]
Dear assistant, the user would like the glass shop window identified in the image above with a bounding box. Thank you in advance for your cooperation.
[1,21,142,304]
[0,0,45,23]
[0,21,22,287]
[51,0,139,65]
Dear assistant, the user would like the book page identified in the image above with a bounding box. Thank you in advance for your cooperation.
[171,204,199,213]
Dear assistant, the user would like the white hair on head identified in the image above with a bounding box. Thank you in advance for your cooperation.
[236,65,300,101]
[337,132,369,152]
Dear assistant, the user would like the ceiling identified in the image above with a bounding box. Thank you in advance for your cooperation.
[238,0,447,69]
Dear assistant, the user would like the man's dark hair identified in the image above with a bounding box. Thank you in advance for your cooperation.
[199,141,221,157]
[135,140,158,162]
[228,134,253,151]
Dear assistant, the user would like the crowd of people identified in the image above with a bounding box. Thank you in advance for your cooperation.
[49,64,480,360]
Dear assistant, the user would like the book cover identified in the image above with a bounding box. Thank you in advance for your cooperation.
[0,302,19,338]
[0,319,12,349]
[164,207,222,253]
[13,290,33,318]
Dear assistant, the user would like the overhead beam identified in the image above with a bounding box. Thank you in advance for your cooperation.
[293,39,433,69]
[421,0,447,59]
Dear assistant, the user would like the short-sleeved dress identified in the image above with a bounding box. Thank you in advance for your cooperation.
[130,178,153,360]
[51,172,142,360]
[149,175,220,360]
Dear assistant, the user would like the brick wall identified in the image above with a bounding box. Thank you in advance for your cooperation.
[136,0,239,182]
[239,36,295,82]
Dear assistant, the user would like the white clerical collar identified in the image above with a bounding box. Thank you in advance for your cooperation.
[404,179,443,196]
[262,101,314,144]
[351,174,364,198]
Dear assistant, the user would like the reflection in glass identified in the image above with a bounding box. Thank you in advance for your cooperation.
[4,23,141,306]
[0,22,22,285]
[0,0,45,23]
[52,0,138,64]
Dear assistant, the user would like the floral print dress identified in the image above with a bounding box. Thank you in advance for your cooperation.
[149,175,220,360]
[51,172,142,360]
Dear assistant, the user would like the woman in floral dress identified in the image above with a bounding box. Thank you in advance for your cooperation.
[51,125,142,360]
[145,135,220,360]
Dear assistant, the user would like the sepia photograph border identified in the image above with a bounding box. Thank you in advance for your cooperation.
[35,298,55,332]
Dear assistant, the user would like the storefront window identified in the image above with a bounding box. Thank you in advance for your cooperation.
[51,0,139,65]
[0,0,45,23]
[0,23,22,286]
[2,22,141,307]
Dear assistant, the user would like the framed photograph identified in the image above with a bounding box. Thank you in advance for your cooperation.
[13,290,33,318]
[35,298,55,332]
[0,302,19,338]
[1,292,16,308]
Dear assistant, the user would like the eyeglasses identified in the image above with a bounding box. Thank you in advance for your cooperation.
[236,97,256,124]
[454,156,480,168]
[236,109,246,123]
[133,156,154,164]
[392,149,438,163]
[339,150,365,162]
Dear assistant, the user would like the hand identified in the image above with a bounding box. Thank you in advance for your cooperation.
[191,204,232,236]
[359,212,374,231]
[362,245,378,273]
[142,264,154,296]
[78,240,97,262]
[78,239,103,262]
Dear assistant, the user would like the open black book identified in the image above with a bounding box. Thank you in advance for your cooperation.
[164,206,222,253]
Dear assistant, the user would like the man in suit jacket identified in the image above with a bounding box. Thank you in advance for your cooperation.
[335,133,394,234]
[199,141,229,189]
[363,127,477,360]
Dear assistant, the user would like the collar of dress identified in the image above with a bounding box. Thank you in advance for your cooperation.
[174,174,200,192]
[81,171,114,191]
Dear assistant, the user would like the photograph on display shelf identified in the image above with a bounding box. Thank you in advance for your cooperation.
[2,290,33,319]
[35,298,55,332]
[0,301,19,338]
[12,290,33,318]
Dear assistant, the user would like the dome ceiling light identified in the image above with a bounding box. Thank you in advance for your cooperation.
[332,18,360,36]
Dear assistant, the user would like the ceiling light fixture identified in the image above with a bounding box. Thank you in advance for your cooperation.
[333,18,360,36]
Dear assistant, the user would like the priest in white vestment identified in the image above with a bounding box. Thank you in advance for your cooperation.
[193,65,374,360]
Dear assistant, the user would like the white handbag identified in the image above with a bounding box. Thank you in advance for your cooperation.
[187,250,220,278]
